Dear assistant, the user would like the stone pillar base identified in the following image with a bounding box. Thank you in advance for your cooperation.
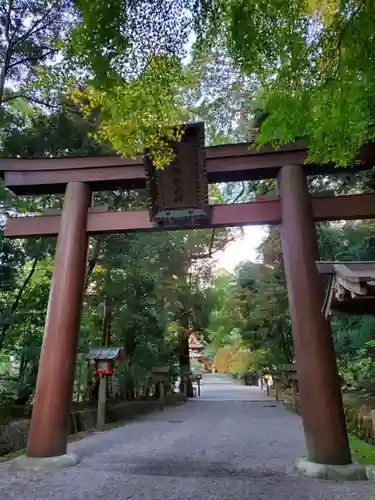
[9,452,79,472]
[295,458,367,481]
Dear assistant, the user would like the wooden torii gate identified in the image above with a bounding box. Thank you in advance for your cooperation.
[2,124,375,468]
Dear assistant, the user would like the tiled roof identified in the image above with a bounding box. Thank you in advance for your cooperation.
[88,347,122,360]
[316,261,375,316]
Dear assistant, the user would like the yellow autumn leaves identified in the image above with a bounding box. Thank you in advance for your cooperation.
[72,56,191,169]
[303,0,341,24]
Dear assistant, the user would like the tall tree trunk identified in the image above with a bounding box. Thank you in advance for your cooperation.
[177,259,194,397]
[84,238,102,292]
[85,360,95,404]
[124,337,137,401]
[102,294,111,399]
[75,361,83,403]
[0,1,13,106]
[279,325,294,365]
[102,294,112,347]
[89,292,112,403]
[178,311,194,397]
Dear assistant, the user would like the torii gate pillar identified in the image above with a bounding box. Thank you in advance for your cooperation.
[278,165,351,466]
[26,182,91,458]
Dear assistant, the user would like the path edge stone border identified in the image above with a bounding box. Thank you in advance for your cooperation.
[8,452,80,472]
[295,457,367,481]
[365,465,375,482]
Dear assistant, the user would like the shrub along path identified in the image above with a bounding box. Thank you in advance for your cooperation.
[0,374,372,500]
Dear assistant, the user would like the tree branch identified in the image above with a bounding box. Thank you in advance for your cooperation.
[233,182,246,203]
[7,48,58,70]
[84,238,102,292]
[4,0,13,44]
[12,5,58,49]
[2,93,58,108]
[189,233,237,260]
[0,256,39,351]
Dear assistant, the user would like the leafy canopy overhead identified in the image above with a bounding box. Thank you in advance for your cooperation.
[0,0,216,166]
[212,0,375,166]
[0,0,77,114]
[69,0,214,167]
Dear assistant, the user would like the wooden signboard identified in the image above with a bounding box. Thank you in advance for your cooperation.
[145,123,211,228]
[281,364,296,371]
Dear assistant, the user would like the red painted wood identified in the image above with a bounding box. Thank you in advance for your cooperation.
[26,182,91,458]
[278,165,351,465]
[2,139,375,194]
[5,194,375,238]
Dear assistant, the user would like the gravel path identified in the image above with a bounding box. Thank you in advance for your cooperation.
[0,374,372,499]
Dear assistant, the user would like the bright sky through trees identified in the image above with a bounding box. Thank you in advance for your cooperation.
[216,226,266,271]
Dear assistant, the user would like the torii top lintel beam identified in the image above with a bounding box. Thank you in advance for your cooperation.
[1,139,375,195]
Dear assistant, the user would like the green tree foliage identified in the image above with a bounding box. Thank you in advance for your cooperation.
[0,233,23,293]
[67,0,216,166]
[0,0,76,109]
[205,0,375,165]
[206,252,293,375]
[1,98,104,157]
[212,218,375,390]
[206,215,375,386]
[317,219,375,391]
[235,257,293,365]
[0,1,221,167]
[185,41,257,145]
[204,269,243,357]
[70,0,207,82]
[0,96,235,407]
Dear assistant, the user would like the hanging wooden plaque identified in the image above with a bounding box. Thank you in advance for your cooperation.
[144,122,211,228]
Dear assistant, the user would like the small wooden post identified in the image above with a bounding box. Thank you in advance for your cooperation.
[97,375,107,431]
[275,379,281,403]
[183,378,188,401]
[292,381,297,413]
[266,380,270,397]
[159,382,165,411]
[197,378,201,397]
[370,409,375,444]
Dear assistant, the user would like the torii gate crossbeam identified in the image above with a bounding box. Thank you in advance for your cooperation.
[5,193,375,238]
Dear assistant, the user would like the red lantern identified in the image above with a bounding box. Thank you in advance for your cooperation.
[88,347,122,377]
[94,359,114,376]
